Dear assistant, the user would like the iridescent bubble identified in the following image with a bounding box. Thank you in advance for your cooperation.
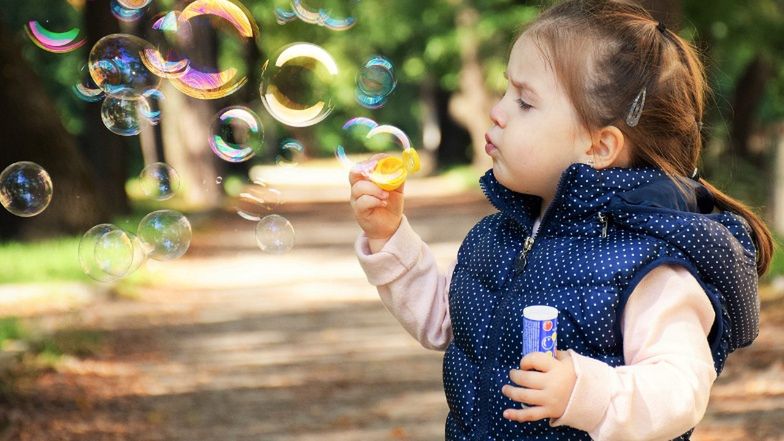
[72,64,105,103]
[216,176,223,184]
[334,117,378,170]
[275,7,298,24]
[209,106,264,163]
[139,162,180,201]
[139,89,164,124]
[169,0,258,99]
[111,0,146,22]
[275,138,305,166]
[356,56,396,109]
[101,96,145,136]
[24,20,86,53]
[140,11,192,79]
[118,0,153,9]
[255,214,295,254]
[290,0,359,31]
[260,42,338,127]
[79,224,134,282]
[236,179,283,220]
[137,210,192,261]
[88,34,161,98]
[0,161,53,218]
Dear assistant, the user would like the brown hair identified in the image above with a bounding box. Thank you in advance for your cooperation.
[520,0,773,276]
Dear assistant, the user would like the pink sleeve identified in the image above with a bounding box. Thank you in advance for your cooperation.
[355,216,453,350]
[550,264,718,440]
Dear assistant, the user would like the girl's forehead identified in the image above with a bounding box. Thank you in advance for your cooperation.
[508,36,558,92]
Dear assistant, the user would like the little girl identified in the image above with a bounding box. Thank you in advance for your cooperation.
[349,1,772,439]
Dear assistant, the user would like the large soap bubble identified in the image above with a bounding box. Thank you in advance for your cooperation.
[25,20,86,53]
[137,210,192,261]
[0,161,53,218]
[260,42,338,127]
[79,224,146,282]
[88,34,161,98]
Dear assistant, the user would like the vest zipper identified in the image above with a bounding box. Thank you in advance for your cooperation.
[598,212,609,238]
[513,236,535,274]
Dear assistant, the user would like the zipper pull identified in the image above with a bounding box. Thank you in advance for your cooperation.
[598,212,609,238]
[514,236,535,273]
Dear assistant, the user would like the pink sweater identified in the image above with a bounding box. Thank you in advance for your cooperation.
[356,216,718,441]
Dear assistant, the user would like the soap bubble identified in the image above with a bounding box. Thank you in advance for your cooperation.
[140,11,192,79]
[356,56,396,109]
[168,0,258,99]
[275,138,305,166]
[79,224,145,282]
[334,117,378,170]
[88,34,161,98]
[111,0,146,22]
[209,106,264,163]
[25,20,85,53]
[117,0,153,9]
[236,179,283,221]
[72,64,105,103]
[137,210,192,261]
[255,214,294,254]
[260,42,338,127]
[139,162,180,201]
[275,7,298,24]
[139,89,164,124]
[216,176,223,184]
[0,161,53,218]
[101,96,145,136]
[290,0,359,31]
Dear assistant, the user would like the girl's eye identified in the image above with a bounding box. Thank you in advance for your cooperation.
[516,99,532,111]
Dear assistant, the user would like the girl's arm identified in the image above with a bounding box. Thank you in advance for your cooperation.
[355,215,454,351]
[550,264,717,440]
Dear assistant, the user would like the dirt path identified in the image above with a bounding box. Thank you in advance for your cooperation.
[2,191,783,440]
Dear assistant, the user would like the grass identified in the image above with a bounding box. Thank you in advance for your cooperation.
[0,237,85,284]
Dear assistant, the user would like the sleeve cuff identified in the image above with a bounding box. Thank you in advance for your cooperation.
[549,349,613,432]
[354,216,424,286]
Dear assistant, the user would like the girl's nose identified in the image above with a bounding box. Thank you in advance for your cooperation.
[490,101,506,128]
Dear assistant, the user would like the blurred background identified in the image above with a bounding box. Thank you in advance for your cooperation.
[0,0,783,440]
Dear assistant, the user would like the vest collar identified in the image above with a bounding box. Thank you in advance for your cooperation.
[479,163,712,235]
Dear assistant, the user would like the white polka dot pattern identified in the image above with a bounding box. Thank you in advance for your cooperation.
[442,163,759,440]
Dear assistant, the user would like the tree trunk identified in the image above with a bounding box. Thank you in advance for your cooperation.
[0,19,104,239]
[81,0,131,217]
[449,7,493,172]
[729,54,774,165]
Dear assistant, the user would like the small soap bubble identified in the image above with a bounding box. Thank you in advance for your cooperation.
[216,176,223,184]
[236,179,283,220]
[89,34,161,98]
[139,162,180,201]
[255,214,294,254]
[101,96,145,136]
[79,224,140,282]
[209,106,264,162]
[356,56,396,109]
[25,20,86,53]
[275,138,305,166]
[275,7,298,24]
[0,161,53,218]
[139,89,164,124]
[290,0,359,31]
[117,0,153,9]
[260,42,338,127]
[137,209,192,261]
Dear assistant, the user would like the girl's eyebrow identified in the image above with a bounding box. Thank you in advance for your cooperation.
[503,70,541,100]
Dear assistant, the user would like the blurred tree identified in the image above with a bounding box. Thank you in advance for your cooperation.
[0,17,104,239]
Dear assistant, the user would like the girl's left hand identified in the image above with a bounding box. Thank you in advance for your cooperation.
[501,350,577,423]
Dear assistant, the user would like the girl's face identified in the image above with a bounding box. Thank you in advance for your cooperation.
[486,35,592,207]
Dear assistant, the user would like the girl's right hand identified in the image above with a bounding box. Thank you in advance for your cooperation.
[349,155,405,247]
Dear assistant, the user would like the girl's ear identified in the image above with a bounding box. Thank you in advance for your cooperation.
[587,125,631,169]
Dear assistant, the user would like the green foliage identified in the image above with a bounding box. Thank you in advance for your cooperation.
[0,237,85,284]
[0,317,25,348]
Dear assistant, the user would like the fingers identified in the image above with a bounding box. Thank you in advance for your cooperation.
[509,368,547,390]
[351,179,389,203]
[502,405,550,423]
[352,194,387,213]
[520,352,556,373]
[501,384,546,406]
[348,153,390,185]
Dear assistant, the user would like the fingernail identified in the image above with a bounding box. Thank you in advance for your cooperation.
[381,201,388,207]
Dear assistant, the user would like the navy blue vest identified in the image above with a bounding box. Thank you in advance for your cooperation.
[444,163,759,440]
